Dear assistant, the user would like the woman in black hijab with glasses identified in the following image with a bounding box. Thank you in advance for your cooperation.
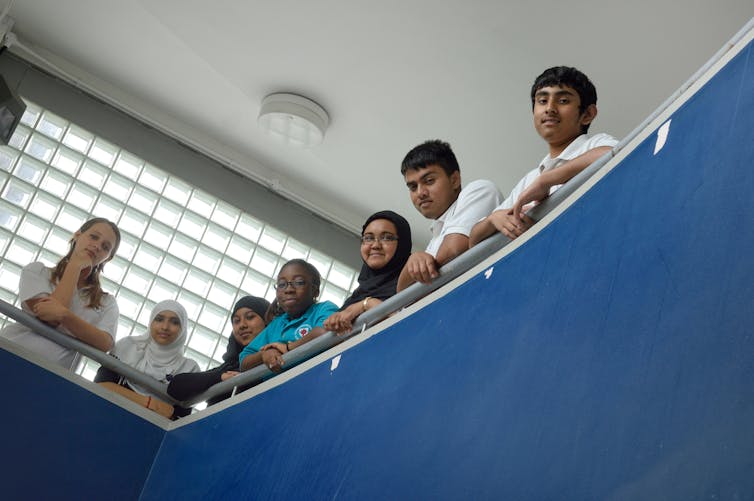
[324,210,412,334]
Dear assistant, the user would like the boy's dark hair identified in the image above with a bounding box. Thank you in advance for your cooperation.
[400,139,460,176]
[281,258,321,289]
[531,66,597,133]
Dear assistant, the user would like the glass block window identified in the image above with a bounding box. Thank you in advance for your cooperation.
[0,99,358,380]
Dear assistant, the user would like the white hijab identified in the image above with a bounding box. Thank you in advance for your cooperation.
[115,300,196,395]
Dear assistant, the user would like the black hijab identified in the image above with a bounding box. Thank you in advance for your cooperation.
[220,296,271,369]
[166,295,271,404]
[340,210,412,310]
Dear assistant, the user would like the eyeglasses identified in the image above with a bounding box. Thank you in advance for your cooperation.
[360,233,398,244]
[274,279,308,290]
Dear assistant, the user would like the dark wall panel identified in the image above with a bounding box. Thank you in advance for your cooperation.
[0,347,165,501]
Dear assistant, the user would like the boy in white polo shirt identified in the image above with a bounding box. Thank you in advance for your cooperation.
[470,66,618,245]
[398,139,502,291]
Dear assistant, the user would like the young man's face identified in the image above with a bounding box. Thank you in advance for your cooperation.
[533,85,596,154]
[404,165,461,220]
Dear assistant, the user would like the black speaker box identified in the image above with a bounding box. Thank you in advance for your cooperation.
[0,74,26,145]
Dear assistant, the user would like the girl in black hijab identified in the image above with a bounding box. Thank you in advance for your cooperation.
[167,295,270,405]
[324,210,411,334]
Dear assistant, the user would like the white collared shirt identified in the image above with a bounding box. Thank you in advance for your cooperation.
[496,133,618,210]
[425,179,503,257]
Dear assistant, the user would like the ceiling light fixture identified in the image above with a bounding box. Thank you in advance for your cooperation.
[258,93,329,148]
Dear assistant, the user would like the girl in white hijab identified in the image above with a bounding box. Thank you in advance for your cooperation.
[95,300,199,419]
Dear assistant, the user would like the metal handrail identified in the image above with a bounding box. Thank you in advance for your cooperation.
[0,300,179,404]
[0,146,615,409]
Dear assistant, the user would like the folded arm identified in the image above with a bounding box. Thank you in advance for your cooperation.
[511,146,613,219]
[30,296,114,351]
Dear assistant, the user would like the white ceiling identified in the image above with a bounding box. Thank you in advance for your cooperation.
[6,0,754,246]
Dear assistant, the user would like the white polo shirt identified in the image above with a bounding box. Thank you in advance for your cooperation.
[425,179,503,257]
[0,262,118,370]
[497,133,618,210]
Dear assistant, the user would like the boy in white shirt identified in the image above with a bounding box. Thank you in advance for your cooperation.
[398,140,502,290]
[470,66,618,245]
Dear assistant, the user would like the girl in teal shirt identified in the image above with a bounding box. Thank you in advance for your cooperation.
[239,259,338,372]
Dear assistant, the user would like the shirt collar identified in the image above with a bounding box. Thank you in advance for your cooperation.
[429,198,459,236]
[539,134,588,173]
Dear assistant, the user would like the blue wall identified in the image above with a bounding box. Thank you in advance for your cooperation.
[0,347,166,500]
[140,34,754,500]
[1,29,752,501]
